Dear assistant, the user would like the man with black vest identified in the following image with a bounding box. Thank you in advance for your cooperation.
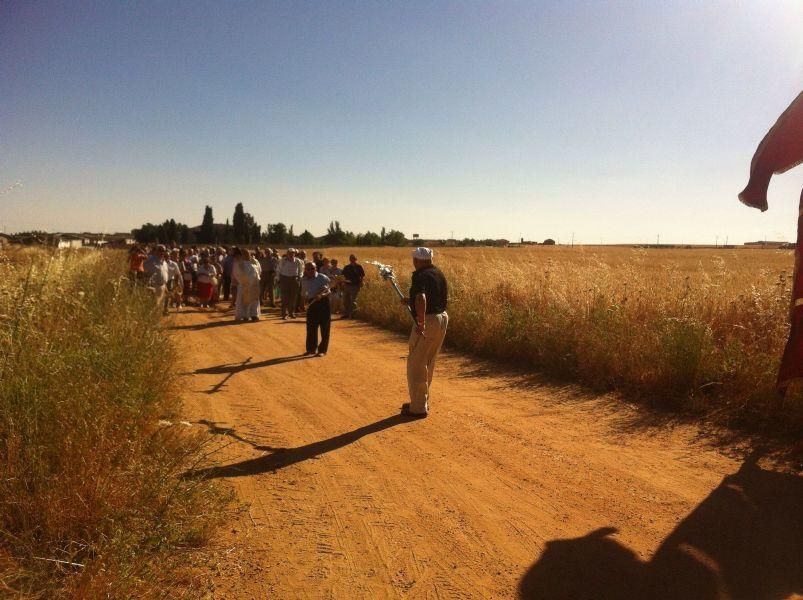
[400,247,448,417]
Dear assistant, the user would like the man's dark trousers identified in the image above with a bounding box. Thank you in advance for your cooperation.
[222,275,231,301]
[306,298,331,354]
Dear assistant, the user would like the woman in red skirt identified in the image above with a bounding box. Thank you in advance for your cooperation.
[196,255,216,308]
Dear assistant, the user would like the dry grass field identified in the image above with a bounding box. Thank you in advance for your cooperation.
[0,248,227,598]
[1,244,800,596]
[316,245,802,433]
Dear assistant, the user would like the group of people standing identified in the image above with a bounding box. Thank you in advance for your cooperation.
[128,243,448,418]
[128,244,266,318]
[127,244,369,345]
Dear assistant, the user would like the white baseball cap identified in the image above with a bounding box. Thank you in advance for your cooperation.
[412,247,433,260]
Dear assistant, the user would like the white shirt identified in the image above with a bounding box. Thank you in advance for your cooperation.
[147,259,170,288]
[166,260,181,283]
[197,264,216,284]
[278,256,304,278]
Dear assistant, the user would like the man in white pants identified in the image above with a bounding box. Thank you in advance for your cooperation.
[143,245,171,310]
[401,247,449,418]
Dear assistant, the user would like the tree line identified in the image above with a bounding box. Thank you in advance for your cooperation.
[132,204,408,247]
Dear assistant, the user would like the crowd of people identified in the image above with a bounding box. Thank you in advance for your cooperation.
[128,242,449,416]
[127,244,367,323]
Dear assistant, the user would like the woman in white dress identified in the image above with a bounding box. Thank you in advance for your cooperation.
[233,248,262,321]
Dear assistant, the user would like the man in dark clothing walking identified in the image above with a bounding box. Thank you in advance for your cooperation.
[301,262,331,357]
[341,254,365,319]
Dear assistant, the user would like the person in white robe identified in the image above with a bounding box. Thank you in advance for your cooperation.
[233,248,262,321]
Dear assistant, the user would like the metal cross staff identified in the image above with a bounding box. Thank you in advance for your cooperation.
[367,261,417,323]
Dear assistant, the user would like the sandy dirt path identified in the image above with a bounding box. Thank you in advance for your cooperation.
[173,307,802,600]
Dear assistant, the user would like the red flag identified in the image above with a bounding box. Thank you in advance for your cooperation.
[739,92,803,212]
[778,190,803,389]
[740,91,803,390]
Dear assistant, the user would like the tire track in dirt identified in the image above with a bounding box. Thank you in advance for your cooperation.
[173,307,802,599]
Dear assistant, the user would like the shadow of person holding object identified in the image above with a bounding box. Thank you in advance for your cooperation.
[519,453,803,599]
[196,419,285,452]
[184,414,409,480]
[192,354,309,376]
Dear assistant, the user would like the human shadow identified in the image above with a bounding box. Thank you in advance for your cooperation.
[518,453,803,599]
[184,414,409,479]
[192,354,309,377]
[168,318,253,331]
[196,419,285,452]
[194,356,253,393]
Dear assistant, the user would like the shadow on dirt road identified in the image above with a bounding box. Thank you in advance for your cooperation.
[519,453,803,599]
[184,414,410,479]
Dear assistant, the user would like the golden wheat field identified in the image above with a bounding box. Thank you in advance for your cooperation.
[1,244,800,596]
[311,245,801,431]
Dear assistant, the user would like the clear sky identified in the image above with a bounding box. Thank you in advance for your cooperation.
[1,1,802,244]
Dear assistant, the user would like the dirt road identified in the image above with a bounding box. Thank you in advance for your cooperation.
[174,307,802,600]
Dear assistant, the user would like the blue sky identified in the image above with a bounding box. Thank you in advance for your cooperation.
[1,1,802,243]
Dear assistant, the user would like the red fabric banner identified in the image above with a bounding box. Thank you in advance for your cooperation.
[778,191,803,389]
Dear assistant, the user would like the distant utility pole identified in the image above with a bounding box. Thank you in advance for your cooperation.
[571,232,575,247]
[715,235,719,248]
[725,235,728,246]
[657,234,660,246]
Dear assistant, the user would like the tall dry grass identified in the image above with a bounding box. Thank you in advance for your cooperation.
[329,246,803,433]
[0,248,227,598]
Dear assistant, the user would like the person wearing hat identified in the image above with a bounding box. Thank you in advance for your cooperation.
[278,248,304,319]
[400,247,449,417]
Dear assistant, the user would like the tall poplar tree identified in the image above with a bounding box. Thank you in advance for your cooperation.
[200,206,214,243]
[232,203,247,243]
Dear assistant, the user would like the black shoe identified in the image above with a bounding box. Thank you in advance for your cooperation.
[303,351,315,356]
[400,403,427,418]
[315,352,326,357]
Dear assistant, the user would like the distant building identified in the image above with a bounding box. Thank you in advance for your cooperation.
[55,233,86,249]
[104,233,136,248]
